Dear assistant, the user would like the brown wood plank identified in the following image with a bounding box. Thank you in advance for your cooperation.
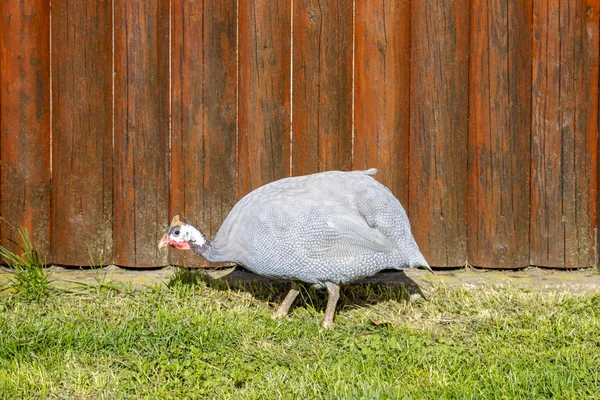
[468,0,532,268]
[0,0,51,260]
[51,0,113,266]
[409,1,469,267]
[238,0,291,196]
[354,0,411,206]
[531,0,599,268]
[292,0,353,176]
[170,0,237,267]
[113,0,170,267]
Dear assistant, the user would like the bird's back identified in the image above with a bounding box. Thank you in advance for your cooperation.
[208,169,428,284]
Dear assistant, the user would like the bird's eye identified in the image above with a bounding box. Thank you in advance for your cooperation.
[174,229,180,236]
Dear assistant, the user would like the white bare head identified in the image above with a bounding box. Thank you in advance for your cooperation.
[158,215,206,251]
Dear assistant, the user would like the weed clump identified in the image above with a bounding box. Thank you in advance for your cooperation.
[0,224,51,301]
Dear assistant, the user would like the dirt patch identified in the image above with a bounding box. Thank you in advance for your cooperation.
[1,265,599,294]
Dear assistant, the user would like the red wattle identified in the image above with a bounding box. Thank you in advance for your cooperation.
[172,241,191,251]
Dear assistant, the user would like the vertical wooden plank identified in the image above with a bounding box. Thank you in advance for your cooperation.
[0,4,1,254]
[468,0,532,268]
[114,0,170,267]
[0,0,51,259]
[570,0,598,269]
[354,0,411,206]
[0,3,3,253]
[170,0,237,266]
[238,0,291,196]
[0,3,1,256]
[410,1,469,267]
[292,0,353,176]
[51,0,113,266]
[531,0,599,268]
[170,0,202,267]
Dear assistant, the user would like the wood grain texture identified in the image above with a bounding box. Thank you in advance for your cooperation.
[113,0,170,267]
[354,0,411,206]
[292,0,353,176]
[238,0,291,196]
[51,0,113,266]
[170,0,237,267]
[468,0,532,268]
[409,1,469,267]
[0,0,51,260]
[531,0,599,268]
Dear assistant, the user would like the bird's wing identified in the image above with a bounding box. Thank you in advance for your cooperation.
[300,213,395,260]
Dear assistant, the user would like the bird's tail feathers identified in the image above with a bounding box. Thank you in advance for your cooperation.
[413,253,434,274]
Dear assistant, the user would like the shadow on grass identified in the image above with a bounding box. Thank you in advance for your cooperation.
[168,266,427,313]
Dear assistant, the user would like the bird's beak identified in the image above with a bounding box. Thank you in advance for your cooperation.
[158,234,170,250]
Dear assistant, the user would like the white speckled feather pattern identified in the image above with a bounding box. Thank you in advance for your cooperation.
[203,169,430,286]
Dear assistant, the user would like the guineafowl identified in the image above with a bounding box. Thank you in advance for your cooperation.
[159,169,431,329]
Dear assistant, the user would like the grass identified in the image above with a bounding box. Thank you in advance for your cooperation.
[0,225,52,301]
[0,270,599,400]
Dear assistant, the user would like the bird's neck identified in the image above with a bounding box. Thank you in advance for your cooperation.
[188,225,216,261]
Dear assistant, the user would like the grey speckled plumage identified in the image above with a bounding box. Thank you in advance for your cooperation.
[204,169,430,285]
[160,169,430,328]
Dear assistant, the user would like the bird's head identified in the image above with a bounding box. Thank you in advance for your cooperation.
[158,215,206,251]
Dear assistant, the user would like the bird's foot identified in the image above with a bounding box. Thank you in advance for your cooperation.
[272,285,300,320]
[321,319,335,330]
[271,310,287,319]
[321,282,339,330]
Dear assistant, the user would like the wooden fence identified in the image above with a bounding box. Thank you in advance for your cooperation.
[0,0,598,269]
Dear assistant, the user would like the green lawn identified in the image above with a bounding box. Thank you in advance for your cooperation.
[0,272,599,399]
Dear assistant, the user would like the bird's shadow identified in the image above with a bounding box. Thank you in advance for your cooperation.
[168,266,427,313]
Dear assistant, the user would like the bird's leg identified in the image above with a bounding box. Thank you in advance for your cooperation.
[272,282,300,319]
[322,282,340,329]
